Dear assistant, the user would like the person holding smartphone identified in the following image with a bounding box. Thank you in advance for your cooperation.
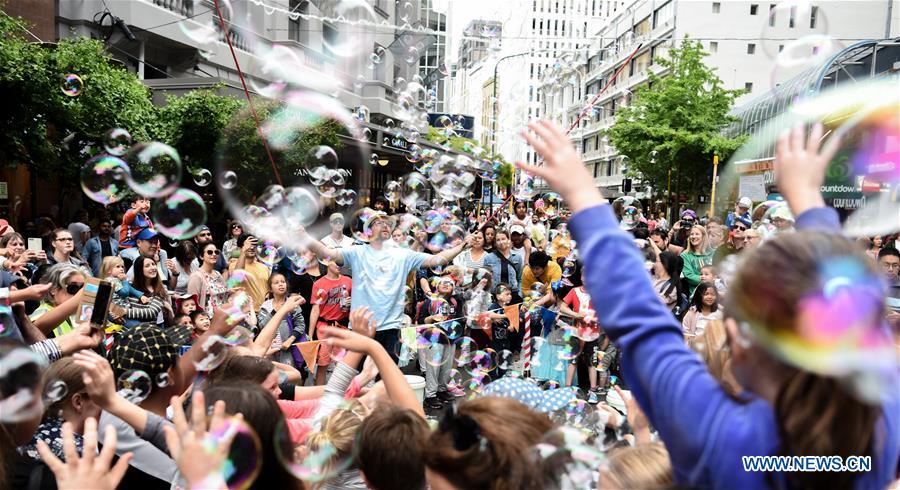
[226,233,270,307]
[0,232,47,282]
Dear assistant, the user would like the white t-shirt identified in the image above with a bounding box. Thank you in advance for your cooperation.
[322,234,355,249]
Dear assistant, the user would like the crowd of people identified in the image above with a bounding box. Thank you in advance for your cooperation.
[1,120,898,489]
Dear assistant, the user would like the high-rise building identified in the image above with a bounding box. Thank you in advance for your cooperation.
[539,0,897,200]
[418,0,450,113]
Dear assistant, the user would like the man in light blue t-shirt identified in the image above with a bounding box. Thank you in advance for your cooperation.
[306,211,469,359]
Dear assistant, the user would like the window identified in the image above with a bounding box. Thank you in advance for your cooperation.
[750,4,758,15]
[789,5,797,27]
[778,44,784,52]
[709,41,718,52]
[747,43,756,54]
[712,2,720,13]
[769,4,776,26]
[810,6,818,28]
[745,82,753,91]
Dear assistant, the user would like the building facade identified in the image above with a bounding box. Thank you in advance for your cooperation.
[539,0,898,201]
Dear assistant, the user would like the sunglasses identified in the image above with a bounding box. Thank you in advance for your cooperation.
[733,225,748,231]
[66,283,84,295]
[205,249,220,256]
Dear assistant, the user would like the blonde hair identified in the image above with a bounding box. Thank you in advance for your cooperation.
[100,256,125,279]
[685,225,710,255]
[602,443,673,489]
[687,320,740,396]
[304,400,368,477]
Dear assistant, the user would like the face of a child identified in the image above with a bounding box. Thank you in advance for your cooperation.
[437,280,454,295]
[194,314,211,332]
[177,316,193,328]
[700,268,714,283]
[497,288,512,304]
[327,261,341,275]
[133,198,151,213]
[271,275,287,295]
[702,288,717,307]
[113,263,126,279]
[182,299,197,315]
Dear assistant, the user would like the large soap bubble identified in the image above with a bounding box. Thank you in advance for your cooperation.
[217,91,370,249]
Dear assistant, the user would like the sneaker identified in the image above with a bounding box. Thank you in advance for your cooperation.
[587,389,600,405]
[424,397,443,410]
[448,385,466,397]
[437,391,454,402]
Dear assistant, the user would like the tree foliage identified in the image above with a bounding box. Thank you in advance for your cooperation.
[607,38,747,201]
[425,127,514,187]
[0,11,158,181]
[157,87,243,175]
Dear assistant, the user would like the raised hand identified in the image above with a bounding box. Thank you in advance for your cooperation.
[516,120,605,214]
[37,418,132,490]
[348,307,377,338]
[775,122,841,217]
[164,392,237,489]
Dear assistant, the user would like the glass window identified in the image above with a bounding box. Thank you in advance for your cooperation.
[745,82,753,91]
[769,4,776,26]
[750,4,758,15]
[747,43,756,54]
[712,2,721,13]
[789,5,797,27]
[810,6,818,28]
[710,41,718,52]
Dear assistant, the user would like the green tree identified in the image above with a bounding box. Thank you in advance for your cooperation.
[157,87,244,175]
[425,127,514,187]
[607,38,747,206]
[216,97,348,199]
[0,12,159,181]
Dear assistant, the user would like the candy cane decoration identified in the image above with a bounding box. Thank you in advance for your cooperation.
[522,308,532,373]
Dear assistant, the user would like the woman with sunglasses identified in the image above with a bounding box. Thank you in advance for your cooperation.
[187,241,227,314]
[29,263,85,337]
[222,222,243,262]
[46,228,91,277]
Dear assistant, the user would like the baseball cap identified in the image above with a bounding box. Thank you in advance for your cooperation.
[510,224,526,234]
[197,225,211,233]
[480,377,577,413]
[108,323,179,378]
[736,215,753,229]
[135,227,159,241]
[329,212,344,223]
[738,197,753,209]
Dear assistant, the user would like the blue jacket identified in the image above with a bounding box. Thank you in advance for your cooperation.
[569,205,899,489]
[482,250,524,293]
[83,236,119,277]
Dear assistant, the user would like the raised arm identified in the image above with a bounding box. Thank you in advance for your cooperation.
[422,237,470,269]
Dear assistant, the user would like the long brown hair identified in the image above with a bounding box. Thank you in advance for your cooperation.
[424,397,553,490]
[133,255,167,299]
[726,231,881,489]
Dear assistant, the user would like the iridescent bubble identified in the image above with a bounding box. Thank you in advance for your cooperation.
[124,142,183,198]
[192,415,262,489]
[319,0,378,58]
[193,335,229,371]
[0,348,47,423]
[274,408,355,482]
[384,180,401,202]
[423,210,445,233]
[257,241,286,267]
[152,188,208,240]
[154,372,171,388]
[369,154,380,166]
[116,370,152,404]
[350,207,378,242]
[454,336,477,365]
[103,128,132,156]
[42,379,68,404]
[400,172,428,208]
[60,74,83,96]
[556,325,583,361]
[81,155,130,205]
[193,168,213,187]
[540,192,563,219]
[220,90,368,248]
[416,328,452,367]
[335,188,358,207]
[179,0,230,49]
[287,252,313,275]
[515,174,535,199]
[219,170,237,189]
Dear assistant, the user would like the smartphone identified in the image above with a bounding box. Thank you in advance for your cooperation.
[89,280,113,331]
[27,238,42,253]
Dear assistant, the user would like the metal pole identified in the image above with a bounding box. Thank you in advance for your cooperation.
[709,154,719,218]
[886,0,894,38]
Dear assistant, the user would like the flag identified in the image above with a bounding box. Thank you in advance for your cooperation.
[540,307,559,338]
[503,304,520,332]
[297,341,321,369]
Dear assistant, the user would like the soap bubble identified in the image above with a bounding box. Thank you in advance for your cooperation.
[0,348,48,423]
[537,192,563,219]
[400,172,428,208]
[217,91,369,248]
[42,379,68,404]
[179,0,231,50]
[154,372,171,388]
[274,407,355,482]
[416,328,452,367]
[193,168,213,187]
[103,128,132,156]
[152,188,208,239]
[193,335,229,371]
[81,155,130,205]
[124,142,183,198]
[60,74,83,96]
[219,170,237,189]
[384,180,402,202]
[116,370,152,404]
[320,0,378,59]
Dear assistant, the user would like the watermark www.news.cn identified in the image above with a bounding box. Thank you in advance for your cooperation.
[742,456,872,473]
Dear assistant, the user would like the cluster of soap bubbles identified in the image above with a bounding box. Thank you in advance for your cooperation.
[80,129,209,240]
